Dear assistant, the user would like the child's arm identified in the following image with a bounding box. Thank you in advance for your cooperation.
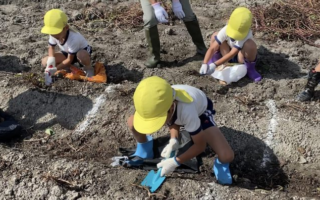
[203,40,220,64]
[48,46,55,57]
[176,131,206,164]
[169,124,180,139]
[56,54,74,70]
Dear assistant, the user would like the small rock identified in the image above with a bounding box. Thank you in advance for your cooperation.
[315,39,320,46]
[4,188,13,196]
[297,147,306,154]
[10,175,19,185]
[298,156,307,164]
[164,28,174,35]
[66,191,79,200]
[50,186,62,197]
[48,196,59,200]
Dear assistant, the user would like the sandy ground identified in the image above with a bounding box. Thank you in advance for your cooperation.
[0,0,320,199]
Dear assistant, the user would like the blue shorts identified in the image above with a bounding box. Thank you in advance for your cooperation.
[199,98,216,131]
[61,45,92,64]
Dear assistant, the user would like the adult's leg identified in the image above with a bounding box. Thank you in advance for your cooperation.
[297,62,320,101]
[140,0,161,68]
[181,0,207,55]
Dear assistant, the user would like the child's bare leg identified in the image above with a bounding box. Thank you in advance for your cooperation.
[41,53,66,68]
[203,126,234,163]
[203,126,233,184]
[238,39,257,63]
[77,50,94,77]
[240,39,261,82]
[127,115,147,143]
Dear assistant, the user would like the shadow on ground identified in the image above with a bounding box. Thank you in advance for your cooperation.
[106,62,143,84]
[5,89,93,131]
[220,126,288,190]
[0,55,30,73]
[257,45,301,80]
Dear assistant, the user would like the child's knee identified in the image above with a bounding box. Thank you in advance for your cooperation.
[127,115,134,132]
[243,39,257,52]
[77,50,90,62]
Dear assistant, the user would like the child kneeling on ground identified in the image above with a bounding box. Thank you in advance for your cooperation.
[199,7,261,82]
[41,9,94,77]
[126,76,234,185]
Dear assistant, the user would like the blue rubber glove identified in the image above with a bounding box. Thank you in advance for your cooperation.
[152,3,168,23]
[172,0,185,19]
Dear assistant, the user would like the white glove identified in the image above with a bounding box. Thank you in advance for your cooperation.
[45,57,57,76]
[157,157,180,176]
[152,3,168,23]
[172,0,185,19]
[161,138,179,158]
[46,57,56,68]
[199,63,216,75]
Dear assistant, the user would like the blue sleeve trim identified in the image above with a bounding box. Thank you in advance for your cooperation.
[189,125,202,136]
[49,42,56,46]
[214,36,221,45]
[234,45,242,50]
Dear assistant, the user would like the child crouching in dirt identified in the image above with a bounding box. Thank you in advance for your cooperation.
[126,76,234,185]
[296,62,320,101]
[41,9,94,77]
[199,7,262,82]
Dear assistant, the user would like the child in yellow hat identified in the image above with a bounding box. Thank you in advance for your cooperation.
[199,7,262,82]
[126,76,234,185]
[41,9,94,77]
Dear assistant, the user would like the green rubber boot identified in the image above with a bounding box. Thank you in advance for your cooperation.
[144,26,161,68]
[184,19,207,56]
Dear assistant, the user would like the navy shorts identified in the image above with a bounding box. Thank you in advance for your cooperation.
[61,45,92,64]
[229,54,239,63]
[199,98,216,131]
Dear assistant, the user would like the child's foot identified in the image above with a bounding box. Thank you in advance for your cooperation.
[84,66,94,77]
[213,158,232,185]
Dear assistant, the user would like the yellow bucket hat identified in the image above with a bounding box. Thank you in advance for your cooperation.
[41,9,68,35]
[133,76,193,134]
[226,7,252,41]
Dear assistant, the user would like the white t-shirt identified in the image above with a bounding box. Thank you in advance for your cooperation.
[48,30,89,55]
[215,25,253,50]
[171,85,208,135]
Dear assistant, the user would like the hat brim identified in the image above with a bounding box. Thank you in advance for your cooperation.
[226,25,248,41]
[133,110,167,134]
[41,26,63,35]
